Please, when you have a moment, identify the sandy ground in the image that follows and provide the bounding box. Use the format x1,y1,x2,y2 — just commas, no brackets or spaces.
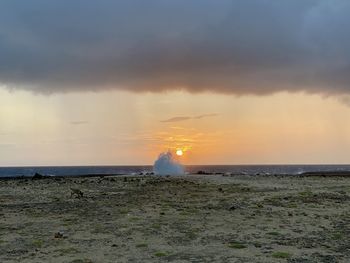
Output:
0,174,349,263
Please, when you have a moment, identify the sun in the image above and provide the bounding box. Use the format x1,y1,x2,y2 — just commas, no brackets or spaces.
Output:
176,149,183,156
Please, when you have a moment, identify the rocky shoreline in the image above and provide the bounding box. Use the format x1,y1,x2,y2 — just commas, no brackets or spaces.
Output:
1,174,349,262
2,169,350,181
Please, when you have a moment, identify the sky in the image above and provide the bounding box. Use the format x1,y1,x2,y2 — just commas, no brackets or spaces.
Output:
1,0,350,165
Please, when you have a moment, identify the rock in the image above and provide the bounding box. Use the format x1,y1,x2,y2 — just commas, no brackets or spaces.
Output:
197,170,211,175
70,188,84,198
54,232,64,238
32,173,45,180
229,205,237,210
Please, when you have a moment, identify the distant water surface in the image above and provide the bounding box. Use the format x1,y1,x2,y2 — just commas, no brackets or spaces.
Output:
1,165,350,178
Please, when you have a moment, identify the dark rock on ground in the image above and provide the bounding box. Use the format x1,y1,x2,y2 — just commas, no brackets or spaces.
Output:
32,173,47,180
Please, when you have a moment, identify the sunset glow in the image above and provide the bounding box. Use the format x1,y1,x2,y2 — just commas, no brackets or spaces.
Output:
1,88,350,166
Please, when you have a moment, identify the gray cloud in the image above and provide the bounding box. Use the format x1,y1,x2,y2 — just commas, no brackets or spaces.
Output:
0,143,16,148
161,117,192,123
337,96,350,107
70,121,89,125
161,114,218,123
1,1,350,95
193,114,219,119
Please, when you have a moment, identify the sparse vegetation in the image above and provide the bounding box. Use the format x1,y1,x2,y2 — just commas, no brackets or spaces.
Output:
69,259,93,263
55,247,80,255
136,243,148,248
228,242,247,249
32,239,43,248
272,252,291,259
154,251,167,257
332,232,343,240
267,231,281,236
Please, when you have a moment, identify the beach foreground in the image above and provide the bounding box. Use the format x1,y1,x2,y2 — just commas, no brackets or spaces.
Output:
0,174,349,262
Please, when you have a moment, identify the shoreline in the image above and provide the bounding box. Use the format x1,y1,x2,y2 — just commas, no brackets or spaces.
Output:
1,170,350,181
1,174,349,262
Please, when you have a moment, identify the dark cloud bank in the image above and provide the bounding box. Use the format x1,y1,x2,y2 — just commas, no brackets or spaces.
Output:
1,0,350,95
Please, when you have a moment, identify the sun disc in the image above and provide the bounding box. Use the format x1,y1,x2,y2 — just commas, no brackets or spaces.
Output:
176,149,183,156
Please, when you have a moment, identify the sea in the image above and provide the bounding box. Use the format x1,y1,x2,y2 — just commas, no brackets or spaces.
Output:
1,165,350,178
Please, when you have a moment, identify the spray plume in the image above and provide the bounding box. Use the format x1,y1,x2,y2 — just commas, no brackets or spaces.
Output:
153,151,184,175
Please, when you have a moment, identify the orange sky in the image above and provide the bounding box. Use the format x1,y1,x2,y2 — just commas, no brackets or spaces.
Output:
1,87,350,166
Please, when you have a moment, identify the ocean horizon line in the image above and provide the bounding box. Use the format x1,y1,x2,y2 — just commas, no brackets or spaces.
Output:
1,163,350,168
